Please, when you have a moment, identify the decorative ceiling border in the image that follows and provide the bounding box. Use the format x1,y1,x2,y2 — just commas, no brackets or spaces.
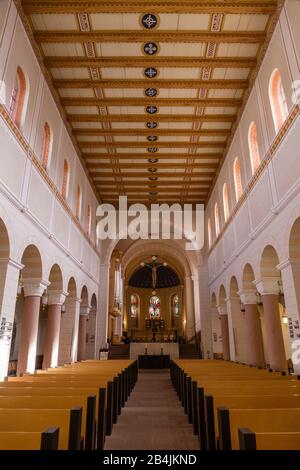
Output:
205,0,285,206
13,0,101,203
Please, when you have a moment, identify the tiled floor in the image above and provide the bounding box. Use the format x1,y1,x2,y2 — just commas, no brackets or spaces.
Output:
105,369,200,450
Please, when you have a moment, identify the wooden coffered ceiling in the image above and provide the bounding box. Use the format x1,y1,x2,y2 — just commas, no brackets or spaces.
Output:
18,0,282,206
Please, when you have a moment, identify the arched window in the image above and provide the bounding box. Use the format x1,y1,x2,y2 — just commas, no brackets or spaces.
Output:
87,205,92,235
208,218,212,248
149,295,160,318
214,203,220,237
222,183,230,222
41,122,52,170
171,294,180,328
248,122,260,174
130,294,139,317
130,294,139,328
9,66,28,128
269,68,288,133
76,185,82,219
233,157,243,202
61,159,69,199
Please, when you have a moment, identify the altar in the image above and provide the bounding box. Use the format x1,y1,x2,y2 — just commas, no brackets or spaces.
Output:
129,342,179,360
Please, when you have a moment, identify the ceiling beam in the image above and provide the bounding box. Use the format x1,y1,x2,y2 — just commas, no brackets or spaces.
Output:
98,188,209,193
54,78,248,89
75,129,231,136
87,162,218,169
35,30,265,44
68,114,237,123
22,0,278,15
82,153,222,160
90,171,216,177
62,98,241,109
95,181,211,186
79,141,226,148
46,56,256,69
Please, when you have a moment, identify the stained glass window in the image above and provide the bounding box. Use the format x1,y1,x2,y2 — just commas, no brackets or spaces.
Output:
149,295,160,318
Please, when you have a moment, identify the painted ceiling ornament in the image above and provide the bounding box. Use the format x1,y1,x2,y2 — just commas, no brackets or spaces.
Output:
144,42,159,56
147,147,158,153
146,105,158,114
145,87,158,98
147,135,158,142
146,121,158,129
144,67,158,79
141,13,158,29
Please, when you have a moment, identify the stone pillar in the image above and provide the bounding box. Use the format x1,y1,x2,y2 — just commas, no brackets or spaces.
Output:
225,296,239,361
77,306,90,361
86,306,97,359
17,280,49,375
239,290,265,367
95,263,110,355
277,259,300,374
0,258,23,381
217,304,230,360
184,275,195,340
196,262,213,359
69,296,81,363
42,292,67,369
255,278,287,372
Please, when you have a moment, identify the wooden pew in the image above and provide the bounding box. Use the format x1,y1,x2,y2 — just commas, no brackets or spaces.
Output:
205,394,300,450
218,408,300,450
0,386,106,450
0,408,82,450
0,395,96,450
238,427,300,450
0,427,59,450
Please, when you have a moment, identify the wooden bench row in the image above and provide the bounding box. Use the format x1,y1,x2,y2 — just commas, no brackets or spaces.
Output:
170,359,300,450
0,359,138,450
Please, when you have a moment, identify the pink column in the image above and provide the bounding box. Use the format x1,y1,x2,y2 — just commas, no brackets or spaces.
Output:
244,303,265,367
220,314,230,360
43,293,66,369
261,294,287,372
77,306,90,361
17,282,48,375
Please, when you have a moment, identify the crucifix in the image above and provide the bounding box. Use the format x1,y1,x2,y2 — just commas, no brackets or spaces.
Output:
140,255,167,290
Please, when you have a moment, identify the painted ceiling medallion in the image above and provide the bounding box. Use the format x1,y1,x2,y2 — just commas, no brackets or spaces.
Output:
147,135,158,142
144,67,158,79
146,105,158,114
146,121,158,129
148,167,158,173
144,42,159,56
148,158,159,163
147,147,158,153
148,176,158,181
145,88,158,98
141,13,158,30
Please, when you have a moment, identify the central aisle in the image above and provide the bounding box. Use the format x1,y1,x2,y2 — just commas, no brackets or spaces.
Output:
105,370,199,450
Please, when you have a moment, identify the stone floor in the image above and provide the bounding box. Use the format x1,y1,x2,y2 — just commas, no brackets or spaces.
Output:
105,369,200,450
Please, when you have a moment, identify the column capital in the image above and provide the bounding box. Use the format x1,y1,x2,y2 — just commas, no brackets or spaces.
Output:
237,289,258,305
0,257,24,271
47,291,68,306
67,296,82,304
216,304,227,316
225,295,240,303
254,277,279,296
23,279,50,298
80,305,91,316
